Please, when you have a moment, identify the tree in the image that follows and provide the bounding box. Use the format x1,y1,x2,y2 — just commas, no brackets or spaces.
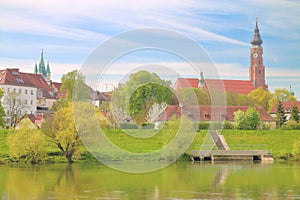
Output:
248,87,272,111
41,103,80,163
128,83,172,124
111,70,172,125
269,88,297,112
234,108,261,130
226,91,251,106
177,88,210,105
4,91,28,127
61,70,89,101
7,118,47,163
0,88,6,127
276,101,287,127
290,104,299,123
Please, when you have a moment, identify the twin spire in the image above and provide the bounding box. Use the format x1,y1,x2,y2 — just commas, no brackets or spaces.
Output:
34,49,51,82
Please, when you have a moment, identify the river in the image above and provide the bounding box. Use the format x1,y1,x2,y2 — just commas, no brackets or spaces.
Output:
0,161,299,199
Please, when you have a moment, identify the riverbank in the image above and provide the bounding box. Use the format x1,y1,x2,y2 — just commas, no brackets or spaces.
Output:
1,129,300,163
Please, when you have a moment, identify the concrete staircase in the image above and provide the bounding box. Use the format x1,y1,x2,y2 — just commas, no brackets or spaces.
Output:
209,130,230,150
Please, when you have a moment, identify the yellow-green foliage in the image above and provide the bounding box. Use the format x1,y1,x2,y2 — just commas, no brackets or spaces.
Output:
7,118,47,163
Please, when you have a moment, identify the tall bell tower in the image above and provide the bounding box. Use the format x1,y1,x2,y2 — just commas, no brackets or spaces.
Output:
249,19,268,90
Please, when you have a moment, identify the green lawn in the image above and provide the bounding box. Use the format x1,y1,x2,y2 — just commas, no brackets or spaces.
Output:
0,130,9,161
1,128,300,162
188,130,300,159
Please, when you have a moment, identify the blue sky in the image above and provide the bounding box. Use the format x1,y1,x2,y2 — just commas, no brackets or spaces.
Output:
0,0,299,99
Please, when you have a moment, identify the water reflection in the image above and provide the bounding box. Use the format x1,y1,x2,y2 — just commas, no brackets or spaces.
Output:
0,162,299,199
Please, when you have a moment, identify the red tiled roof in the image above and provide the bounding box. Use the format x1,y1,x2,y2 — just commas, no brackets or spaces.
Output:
174,78,255,95
269,101,300,114
158,105,274,122
0,68,58,99
101,92,112,101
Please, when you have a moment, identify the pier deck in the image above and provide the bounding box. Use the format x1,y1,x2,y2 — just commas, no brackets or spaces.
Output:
190,150,274,162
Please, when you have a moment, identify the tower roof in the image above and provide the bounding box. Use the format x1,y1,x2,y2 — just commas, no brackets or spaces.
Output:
250,19,263,46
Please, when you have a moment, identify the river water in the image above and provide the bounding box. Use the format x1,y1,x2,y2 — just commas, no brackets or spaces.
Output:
0,162,299,199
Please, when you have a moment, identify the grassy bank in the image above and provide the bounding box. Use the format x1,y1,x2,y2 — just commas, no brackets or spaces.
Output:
1,129,300,162
189,130,300,160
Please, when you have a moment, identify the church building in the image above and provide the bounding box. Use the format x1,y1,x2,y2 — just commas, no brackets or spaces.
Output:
174,20,268,95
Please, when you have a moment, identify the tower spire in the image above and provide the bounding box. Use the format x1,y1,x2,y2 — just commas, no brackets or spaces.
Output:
250,18,263,46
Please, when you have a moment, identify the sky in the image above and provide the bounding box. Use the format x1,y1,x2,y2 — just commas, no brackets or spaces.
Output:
0,0,299,99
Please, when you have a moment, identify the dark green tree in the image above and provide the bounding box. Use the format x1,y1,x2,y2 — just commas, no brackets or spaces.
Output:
291,104,299,123
276,101,287,127
129,83,172,125
111,70,172,125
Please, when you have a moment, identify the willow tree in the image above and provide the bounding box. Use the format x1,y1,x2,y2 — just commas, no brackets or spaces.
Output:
41,103,80,163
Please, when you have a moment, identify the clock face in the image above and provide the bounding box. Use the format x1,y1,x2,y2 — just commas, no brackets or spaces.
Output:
253,53,258,58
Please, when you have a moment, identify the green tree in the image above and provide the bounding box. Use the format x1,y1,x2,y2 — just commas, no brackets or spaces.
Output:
234,108,261,130
128,83,172,125
269,88,297,112
248,87,272,111
41,103,80,163
111,70,172,124
226,91,251,106
7,118,47,163
61,70,89,101
276,101,287,128
245,108,261,130
290,104,299,123
0,88,6,127
177,88,210,105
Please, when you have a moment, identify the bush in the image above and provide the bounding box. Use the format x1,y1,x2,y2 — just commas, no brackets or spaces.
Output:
223,121,234,130
282,121,300,130
198,122,210,130
119,123,138,129
7,119,47,163
141,123,154,129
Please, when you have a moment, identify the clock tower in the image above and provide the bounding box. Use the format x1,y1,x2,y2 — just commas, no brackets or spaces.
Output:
249,20,268,90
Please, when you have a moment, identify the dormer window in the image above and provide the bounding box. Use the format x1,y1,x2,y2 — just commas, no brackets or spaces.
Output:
12,71,19,75
16,78,24,83
2,71,5,74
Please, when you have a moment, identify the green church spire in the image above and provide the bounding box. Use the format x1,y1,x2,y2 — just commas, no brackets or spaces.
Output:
34,62,38,74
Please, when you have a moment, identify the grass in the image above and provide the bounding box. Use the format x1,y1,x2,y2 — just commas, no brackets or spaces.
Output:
1,128,300,162
0,129,9,162
188,130,300,159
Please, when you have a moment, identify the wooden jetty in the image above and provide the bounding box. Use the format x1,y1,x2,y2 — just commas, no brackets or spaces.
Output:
190,130,274,162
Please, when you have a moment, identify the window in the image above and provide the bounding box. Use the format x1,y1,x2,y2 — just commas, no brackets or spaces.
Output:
204,113,210,118
25,89,28,94
13,88,16,93
7,110,9,115
31,90,33,95
19,89,21,94
24,100,27,105
7,88,10,93
30,100,33,105
18,99,21,105
258,70,261,74
12,71,19,75
258,60,261,64
16,78,24,83
25,110,27,114
31,111,33,114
